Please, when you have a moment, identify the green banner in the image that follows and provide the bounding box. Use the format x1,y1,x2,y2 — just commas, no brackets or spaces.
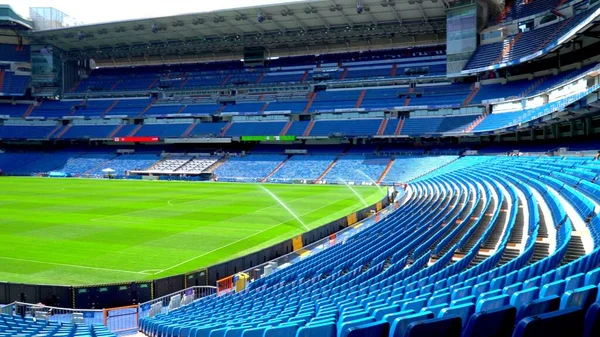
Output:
241,135,296,141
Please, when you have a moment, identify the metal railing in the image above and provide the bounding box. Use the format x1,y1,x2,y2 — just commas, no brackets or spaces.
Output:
2,302,104,326
138,286,217,320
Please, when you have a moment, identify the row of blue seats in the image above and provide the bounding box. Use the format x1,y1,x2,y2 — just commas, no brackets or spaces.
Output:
140,154,600,337
0,314,115,337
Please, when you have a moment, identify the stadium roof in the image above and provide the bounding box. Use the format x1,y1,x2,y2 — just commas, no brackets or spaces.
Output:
24,0,450,64
0,4,33,30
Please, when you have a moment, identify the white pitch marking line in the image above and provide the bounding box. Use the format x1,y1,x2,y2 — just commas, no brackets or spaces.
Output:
0,256,148,275
153,193,364,275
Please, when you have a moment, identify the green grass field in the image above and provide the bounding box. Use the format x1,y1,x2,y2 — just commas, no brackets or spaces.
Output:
0,177,383,285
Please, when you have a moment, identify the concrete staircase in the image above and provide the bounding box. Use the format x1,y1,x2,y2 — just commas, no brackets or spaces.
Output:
220,122,232,137
129,124,142,137
147,78,159,90
404,87,414,106
462,85,481,106
303,92,317,113
221,74,231,86
521,78,545,97
262,156,290,182
377,158,395,184
181,122,197,138
301,70,309,83
46,124,63,139
108,125,124,138
280,121,293,136
303,120,315,137
377,119,388,136
340,67,348,80
355,90,366,109
315,157,339,183
101,100,119,117
395,117,405,136
493,32,523,65
463,113,488,133
204,157,228,173
110,80,122,91
136,98,157,118
23,104,35,118
54,125,72,139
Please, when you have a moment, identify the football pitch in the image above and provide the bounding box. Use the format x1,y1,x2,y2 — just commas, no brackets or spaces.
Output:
0,177,384,285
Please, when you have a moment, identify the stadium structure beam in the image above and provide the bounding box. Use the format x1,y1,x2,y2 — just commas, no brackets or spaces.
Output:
329,1,355,27
237,11,267,34
282,6,308,32
306,4,331,29
416,3,429,23
222,19,245,36
266,16,288,33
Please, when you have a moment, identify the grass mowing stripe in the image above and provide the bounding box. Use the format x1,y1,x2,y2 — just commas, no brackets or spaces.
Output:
152,190,359,276
0,177,384,284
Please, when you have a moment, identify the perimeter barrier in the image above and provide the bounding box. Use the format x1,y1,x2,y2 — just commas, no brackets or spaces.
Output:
0,192,392,309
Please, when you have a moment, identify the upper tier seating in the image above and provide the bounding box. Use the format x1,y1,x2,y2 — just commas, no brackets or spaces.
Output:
323,155,390,184
0,44,30,62
309,119,382,137
226,122,287,137
396,115,479,136
466,4,600,71
0,125,56,139
73,45,446,93
214,155,287,182
0,70,29,96
61,124,117,139
135,123,191,138
0,314,115,337
0,103,29,117
140,154,600,337
269,155,336,182
495,0,564,24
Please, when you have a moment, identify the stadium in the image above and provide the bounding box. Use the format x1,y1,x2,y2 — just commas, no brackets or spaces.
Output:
0,0,600,335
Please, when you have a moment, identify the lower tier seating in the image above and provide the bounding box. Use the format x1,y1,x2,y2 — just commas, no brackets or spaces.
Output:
140,154,600,337
0,314,115,337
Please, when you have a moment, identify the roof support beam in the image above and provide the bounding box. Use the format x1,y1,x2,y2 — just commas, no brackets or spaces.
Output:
416,3,429,23
237,11,266,34
283,6,308,31
329,1,354,27
306,4,331,29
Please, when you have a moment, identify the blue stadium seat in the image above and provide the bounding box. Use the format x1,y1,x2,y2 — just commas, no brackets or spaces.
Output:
461,305,516,337
512,307,585,337
405,316,462,337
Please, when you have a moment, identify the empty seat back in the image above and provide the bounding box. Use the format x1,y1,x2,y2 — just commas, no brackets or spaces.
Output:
560,285,598,312
584,301,600,337
515,295,560,322
512,307,585,337
405,316,462,337
461,305,516,337
346,321,389,337
390,312,434,337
